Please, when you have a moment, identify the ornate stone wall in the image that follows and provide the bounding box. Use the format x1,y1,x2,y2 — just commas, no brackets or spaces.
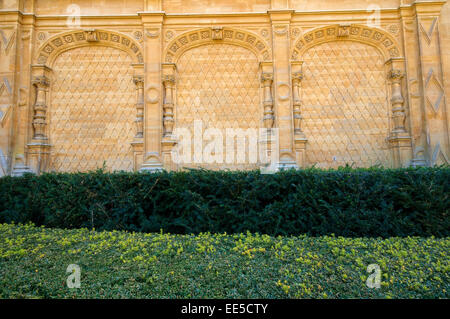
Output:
0,0,448,174
49,46,135,172
301,40,391,168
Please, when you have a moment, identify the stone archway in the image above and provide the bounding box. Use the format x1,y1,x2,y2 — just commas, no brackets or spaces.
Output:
291,24,412,168
49,45,136,172
160,28,274,170
28,30,145,173
300,40,391,168
174,43,262,170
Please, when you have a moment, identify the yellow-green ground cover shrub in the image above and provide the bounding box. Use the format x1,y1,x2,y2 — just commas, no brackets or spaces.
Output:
0,223,448,298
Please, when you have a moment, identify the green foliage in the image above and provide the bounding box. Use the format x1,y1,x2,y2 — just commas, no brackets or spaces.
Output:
0,223,448,298
0,167,448,237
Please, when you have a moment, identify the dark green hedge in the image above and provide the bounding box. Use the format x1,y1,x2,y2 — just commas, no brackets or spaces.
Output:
0,167,448,237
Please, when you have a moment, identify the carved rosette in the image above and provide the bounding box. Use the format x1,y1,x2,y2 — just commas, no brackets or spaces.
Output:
388,69,406,133
32,76,50,140
133,75,145,138
261,72,274,129
292,71,304,135
162,74,176,137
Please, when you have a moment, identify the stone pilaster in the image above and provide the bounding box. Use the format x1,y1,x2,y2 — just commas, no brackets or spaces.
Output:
268,9,297,169
139,12,165,172
411,1,449,166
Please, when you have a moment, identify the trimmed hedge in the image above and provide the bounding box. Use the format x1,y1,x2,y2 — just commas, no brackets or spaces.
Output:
0,167,449,237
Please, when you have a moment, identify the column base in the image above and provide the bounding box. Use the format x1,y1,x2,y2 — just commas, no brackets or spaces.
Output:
139,152,164,172
294,134,308,167
276,160,299,170
26,142,51,174
388,132,413,168
12,164,34,177
131,140,144,172
411,158,428,167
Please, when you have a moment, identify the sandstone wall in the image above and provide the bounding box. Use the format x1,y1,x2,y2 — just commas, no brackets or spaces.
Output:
0,0,448,174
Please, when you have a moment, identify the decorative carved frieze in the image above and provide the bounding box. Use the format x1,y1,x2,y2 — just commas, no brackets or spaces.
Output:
292,24,401,61
35,30,144,65
85,29,99,42
164,27,271,63
338,24,351,37
212,27,224,40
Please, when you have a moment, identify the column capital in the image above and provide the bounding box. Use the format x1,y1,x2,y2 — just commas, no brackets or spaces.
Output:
133,75,145,87
388,69,405,82
32,76,50,88
261,72,274,84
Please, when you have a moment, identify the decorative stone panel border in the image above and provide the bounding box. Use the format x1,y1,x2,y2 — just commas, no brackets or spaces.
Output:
164,27,272,63
291,24,402,61
34,30,144,66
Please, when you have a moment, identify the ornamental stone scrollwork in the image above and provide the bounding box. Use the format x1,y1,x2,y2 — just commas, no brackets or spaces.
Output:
212,27,224,40
31,75,50,140
34,30,144,66
164,27,271,63
261,72,274,129
133,75,145,139
85,29,99,42
292,24,401,61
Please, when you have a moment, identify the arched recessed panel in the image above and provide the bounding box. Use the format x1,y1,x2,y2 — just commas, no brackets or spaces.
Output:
49,46,135,172
175,43,261,170
301,41,391,168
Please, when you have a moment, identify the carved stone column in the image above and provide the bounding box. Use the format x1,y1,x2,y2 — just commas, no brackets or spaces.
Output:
27,65,52,174
291,61,308,167
31,76,49,140
133,75,145,139
389,69,407,134
386,58,413,168
261,72,274,129
131,64,145,171
161,63,177,170
162,74,175,138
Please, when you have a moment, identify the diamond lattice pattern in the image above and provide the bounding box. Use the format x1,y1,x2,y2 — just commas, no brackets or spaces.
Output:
301,41,391,168
50,46,135,172
176,44,261,170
